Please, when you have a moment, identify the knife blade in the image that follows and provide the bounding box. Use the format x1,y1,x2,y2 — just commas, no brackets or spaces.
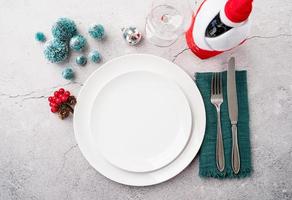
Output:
227,57,240,174
227,57,238,124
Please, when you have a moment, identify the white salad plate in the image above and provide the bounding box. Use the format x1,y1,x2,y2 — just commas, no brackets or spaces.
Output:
74,54,206,186
90,71,193,173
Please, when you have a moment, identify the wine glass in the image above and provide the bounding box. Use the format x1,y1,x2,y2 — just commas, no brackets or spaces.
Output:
145,0,193,47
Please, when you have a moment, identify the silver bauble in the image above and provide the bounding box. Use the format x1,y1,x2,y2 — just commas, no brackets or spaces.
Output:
122,27,142,46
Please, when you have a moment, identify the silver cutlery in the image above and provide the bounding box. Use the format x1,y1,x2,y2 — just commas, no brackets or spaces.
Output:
227,57,240,174
211,72,225,172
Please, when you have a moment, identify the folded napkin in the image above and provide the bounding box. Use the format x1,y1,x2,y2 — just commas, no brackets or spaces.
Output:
195,71,252,178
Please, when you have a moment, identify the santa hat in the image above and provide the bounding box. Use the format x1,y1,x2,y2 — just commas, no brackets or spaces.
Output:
220,0,253,27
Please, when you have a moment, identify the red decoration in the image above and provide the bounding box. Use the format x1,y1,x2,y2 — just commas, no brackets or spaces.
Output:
48,88,77,119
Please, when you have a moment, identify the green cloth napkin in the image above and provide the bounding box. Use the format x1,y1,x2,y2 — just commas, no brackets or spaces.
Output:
195,71,252,178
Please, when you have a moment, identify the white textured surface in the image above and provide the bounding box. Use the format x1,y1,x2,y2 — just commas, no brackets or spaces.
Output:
0,0,292,199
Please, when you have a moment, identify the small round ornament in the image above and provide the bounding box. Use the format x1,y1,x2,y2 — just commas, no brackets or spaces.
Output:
122,27,142,46
44,39,68,63
35,32,46,42
89,50,102,63
76,55,87,66
69,34,87,51
88,24,105,40
52,18,77,41
62,67,74,80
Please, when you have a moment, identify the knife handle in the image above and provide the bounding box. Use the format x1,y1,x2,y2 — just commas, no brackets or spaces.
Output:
216,110,225,172
231,124,240,174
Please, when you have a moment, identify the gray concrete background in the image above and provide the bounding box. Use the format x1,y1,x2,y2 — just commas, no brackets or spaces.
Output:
0,0,292,199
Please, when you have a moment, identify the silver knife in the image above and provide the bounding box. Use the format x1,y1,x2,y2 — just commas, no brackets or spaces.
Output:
227,57,240,174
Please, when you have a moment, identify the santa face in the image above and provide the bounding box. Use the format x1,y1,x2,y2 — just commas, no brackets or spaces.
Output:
205,13,232,38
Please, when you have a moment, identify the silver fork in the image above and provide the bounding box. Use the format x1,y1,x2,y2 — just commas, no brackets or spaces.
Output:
211,72,225,172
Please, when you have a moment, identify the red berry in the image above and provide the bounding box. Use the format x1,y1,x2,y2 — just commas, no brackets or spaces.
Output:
49,102,58,108
59,88,65,94
58,93,63,98
52,96,57,102
54,91,59,97
51,107,59,113
55,98,62,105
48,96,54,102
61,95,68,102
64,91,70,96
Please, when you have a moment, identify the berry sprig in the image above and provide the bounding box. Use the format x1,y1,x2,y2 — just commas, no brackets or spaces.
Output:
48,88,77,119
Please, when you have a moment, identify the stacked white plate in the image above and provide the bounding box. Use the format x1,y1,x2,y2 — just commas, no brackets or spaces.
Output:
74,54,205,186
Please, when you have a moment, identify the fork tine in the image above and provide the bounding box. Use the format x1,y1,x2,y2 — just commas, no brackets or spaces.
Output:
215,72,219,94
217,72,220,95
213,73,216,95
211,73,214,95
217,72,220,94
219,72,222,94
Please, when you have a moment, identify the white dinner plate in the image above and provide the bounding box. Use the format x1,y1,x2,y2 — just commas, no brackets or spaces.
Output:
74,54,206,186
90,71,192,173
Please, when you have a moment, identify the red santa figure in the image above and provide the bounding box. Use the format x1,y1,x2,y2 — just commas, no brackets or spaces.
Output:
186,0,253,59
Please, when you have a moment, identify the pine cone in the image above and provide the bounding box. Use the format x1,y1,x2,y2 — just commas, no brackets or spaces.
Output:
67,96,77,105
59,108,70,119
66,104,74,113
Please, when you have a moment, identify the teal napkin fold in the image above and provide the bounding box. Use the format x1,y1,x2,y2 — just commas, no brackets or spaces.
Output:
195,71,252,178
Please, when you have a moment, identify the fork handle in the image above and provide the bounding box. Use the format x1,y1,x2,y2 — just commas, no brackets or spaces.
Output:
216,109,225,172
231,124,240,174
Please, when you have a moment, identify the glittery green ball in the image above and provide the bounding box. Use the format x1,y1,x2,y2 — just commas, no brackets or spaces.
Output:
35,32,46,42
62,67,74,80
52,18,77,41
76,55,87,66
88,24,105,40
89,50,102,63
43,39,68,63
70,34,87,51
